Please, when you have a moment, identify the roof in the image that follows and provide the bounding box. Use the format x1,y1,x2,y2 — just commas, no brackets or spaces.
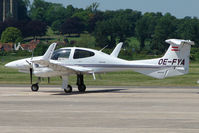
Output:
0,40,40,52
0,43,13,51
21,40,40,50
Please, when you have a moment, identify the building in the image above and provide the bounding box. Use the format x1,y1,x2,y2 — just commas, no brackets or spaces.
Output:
0,0,18,22
0,40,40,52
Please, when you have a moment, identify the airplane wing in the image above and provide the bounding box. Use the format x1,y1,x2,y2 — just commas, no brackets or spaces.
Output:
32,59,93,74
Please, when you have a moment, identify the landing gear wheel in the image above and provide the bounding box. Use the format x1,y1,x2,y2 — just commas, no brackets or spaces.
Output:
31,84,39,92
64,85,72,93
78,84,86,92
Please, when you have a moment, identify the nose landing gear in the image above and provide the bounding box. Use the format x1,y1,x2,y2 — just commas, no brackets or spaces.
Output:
31,77,41,92
31,83,39,91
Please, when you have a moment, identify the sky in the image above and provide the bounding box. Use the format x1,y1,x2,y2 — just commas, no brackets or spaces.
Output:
30,0,199,18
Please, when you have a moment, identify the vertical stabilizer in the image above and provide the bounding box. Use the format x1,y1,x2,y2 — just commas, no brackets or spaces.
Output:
162,39,194,73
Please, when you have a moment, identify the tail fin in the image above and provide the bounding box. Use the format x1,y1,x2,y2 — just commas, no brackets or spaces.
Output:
133,39,194,79
163,39,194,59
162,39,194,73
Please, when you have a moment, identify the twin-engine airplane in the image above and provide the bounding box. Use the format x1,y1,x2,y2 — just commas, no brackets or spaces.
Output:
5,39,194,93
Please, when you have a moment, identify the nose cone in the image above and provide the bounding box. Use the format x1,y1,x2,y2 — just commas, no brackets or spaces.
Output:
5,59,31,70
5,61,18,69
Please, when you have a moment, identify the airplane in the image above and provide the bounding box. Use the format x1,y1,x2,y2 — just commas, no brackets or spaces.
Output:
5,39,194,93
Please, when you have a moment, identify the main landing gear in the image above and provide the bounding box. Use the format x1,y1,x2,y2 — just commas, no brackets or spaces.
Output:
62,74,86,94
77,74,86,92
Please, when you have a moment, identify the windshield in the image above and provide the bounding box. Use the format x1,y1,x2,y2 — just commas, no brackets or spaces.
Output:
51,49,71,60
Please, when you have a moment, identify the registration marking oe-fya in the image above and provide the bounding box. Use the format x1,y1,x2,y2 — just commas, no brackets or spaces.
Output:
158,59,185,66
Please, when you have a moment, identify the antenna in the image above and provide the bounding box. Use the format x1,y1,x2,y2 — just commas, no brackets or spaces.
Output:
100,45,108,52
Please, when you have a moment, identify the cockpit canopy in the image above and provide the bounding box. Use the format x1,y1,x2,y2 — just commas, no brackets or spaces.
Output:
51,48,95,60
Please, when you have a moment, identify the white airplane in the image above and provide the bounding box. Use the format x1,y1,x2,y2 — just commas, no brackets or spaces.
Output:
5,39,194,93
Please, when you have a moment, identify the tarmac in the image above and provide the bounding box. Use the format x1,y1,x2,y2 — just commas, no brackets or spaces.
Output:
0,86,199,133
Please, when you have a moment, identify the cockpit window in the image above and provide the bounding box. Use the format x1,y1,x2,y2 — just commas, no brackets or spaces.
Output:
73,49,95,59
51,49,71,60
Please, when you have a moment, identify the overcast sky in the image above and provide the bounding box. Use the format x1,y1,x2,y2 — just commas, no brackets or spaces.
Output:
30,0,199,18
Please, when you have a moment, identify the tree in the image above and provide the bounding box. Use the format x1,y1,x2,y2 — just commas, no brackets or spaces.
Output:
23,20,47,37
103,9,141,36
51,20,62,32
152,13,177,53
0,22,6,37
17,0,30,20
23,0,30,8
72,3,101,32
94,20,112,48
1,27,22,43
87,11,104,33
60,17,85,36
30,0,50,21
177,17,193,39
45,3,67,26
87,2,100,13
135,12,162,50
65,5,76,18
1,18,29,38
177,17,199,47
135,17,148,50
72,10,91,30
94,15,135,48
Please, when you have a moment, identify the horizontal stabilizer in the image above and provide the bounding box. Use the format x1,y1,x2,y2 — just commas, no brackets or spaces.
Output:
165,39,194,46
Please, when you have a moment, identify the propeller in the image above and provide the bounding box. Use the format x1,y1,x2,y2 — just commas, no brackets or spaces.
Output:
30,68,33,84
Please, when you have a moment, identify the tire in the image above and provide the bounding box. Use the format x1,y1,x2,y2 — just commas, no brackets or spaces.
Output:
31,84,39,92
78,84,86,92
64,85,72,93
